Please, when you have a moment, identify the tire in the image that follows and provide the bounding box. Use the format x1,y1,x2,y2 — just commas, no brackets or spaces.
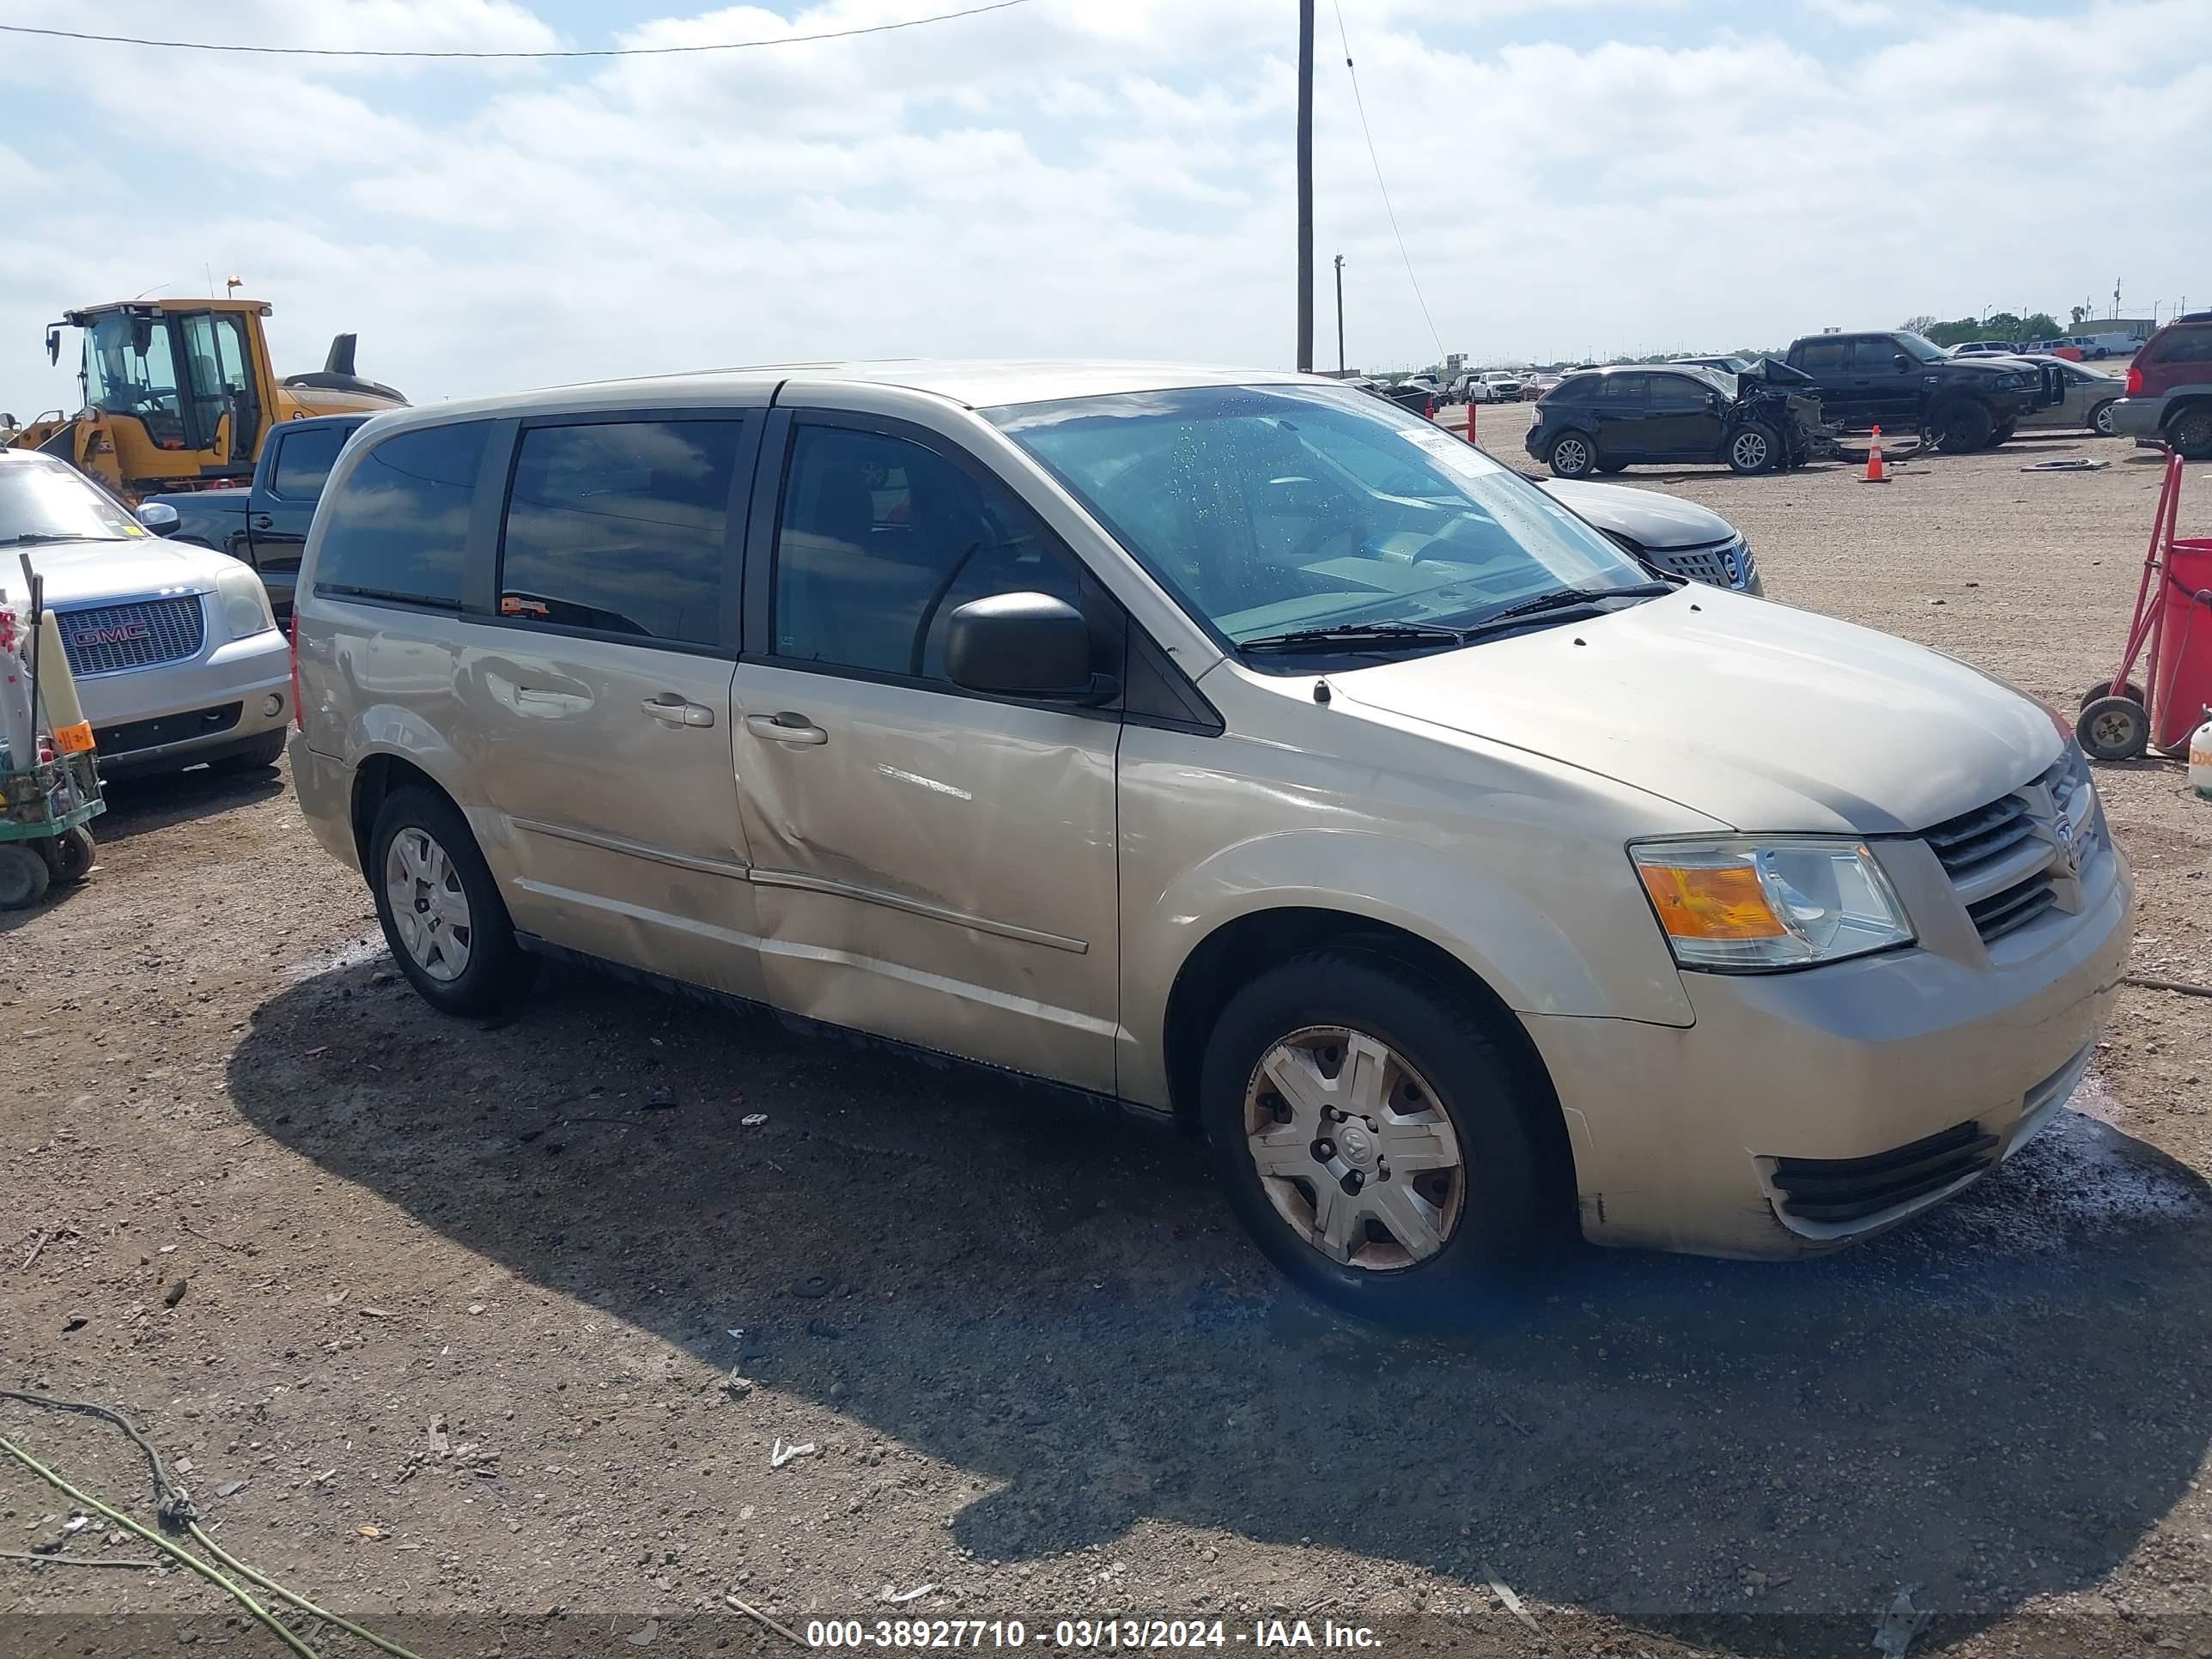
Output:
2091,347,2110,361
1199,950,1561,1328
2089,401,2118,437
2077,678,2146,710
368,787,532,1017
2077,696,2149,763
1547,430,1595,478
46,826,95,885
1990,422,2017,445
0,843,52,909
1929,398,1995,453
1595,459,1628,475
209,731,287,774
1726,423,1779,475
2167,404,2212,462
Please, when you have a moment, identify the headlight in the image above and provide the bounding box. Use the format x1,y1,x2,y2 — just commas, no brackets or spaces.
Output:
214,562,275,640
1631,838,1913,971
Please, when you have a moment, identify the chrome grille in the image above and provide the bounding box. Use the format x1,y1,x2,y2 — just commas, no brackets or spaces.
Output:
1923,748,2094,947
1648,538,1751,591
55,594,205,675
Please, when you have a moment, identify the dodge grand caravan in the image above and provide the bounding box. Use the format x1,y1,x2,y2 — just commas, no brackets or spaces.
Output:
288,363,2131,1323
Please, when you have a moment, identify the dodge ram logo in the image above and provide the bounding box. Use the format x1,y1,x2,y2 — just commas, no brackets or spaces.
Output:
73,623,151,647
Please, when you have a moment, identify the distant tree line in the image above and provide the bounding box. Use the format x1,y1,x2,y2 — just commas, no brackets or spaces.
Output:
1899,311,2065,347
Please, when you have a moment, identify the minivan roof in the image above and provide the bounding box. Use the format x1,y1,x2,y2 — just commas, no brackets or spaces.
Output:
355,361,1318,433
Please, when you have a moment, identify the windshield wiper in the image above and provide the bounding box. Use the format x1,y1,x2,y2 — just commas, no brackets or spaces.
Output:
1462,580,1677,635
1238,619,1468,654
3,532,96,547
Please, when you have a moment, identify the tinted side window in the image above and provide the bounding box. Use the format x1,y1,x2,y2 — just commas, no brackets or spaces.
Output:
314,421,489,608
1547,375,1597,402
498,419,743,645
1795,340,1847,374
1647,374,1708,411
1599,375,1647,403
270,427,346,501
2147,328,2212,366
1848,339,1903,370
773,425,1079,681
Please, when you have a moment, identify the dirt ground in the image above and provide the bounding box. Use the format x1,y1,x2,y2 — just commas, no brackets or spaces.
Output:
4,410,2209,1659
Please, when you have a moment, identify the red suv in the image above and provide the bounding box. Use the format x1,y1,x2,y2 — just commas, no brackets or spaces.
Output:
2112,313,2212,458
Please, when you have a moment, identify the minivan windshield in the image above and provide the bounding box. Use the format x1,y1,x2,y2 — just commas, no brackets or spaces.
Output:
0,456,146,545
988,384,1655,650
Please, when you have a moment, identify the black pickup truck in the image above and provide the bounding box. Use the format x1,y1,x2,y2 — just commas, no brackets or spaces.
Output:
142,413,369,616
1781,331,2058,453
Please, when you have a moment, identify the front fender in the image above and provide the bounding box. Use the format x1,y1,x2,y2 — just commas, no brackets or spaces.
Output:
1117,826,1694,1109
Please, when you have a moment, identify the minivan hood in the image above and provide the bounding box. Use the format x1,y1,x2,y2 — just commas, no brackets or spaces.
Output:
1540,480,1735,550
1328,589,2058,834
21,537,220,608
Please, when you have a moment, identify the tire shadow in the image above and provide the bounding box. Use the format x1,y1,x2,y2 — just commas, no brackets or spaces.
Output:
227,956,2212,1658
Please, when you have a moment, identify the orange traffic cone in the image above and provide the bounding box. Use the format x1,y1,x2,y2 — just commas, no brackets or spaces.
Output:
1863,424,1887,483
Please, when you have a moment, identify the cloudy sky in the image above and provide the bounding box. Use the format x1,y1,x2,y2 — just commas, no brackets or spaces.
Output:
1,0,2204,412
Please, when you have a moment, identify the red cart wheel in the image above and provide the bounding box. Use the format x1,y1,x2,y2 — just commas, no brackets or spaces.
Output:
2077,695,2150,762
2077,679,2146,709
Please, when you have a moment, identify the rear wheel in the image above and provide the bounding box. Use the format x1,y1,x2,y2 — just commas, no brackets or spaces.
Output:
2089,401,2118,437
1726,423,1779,475
2168,404,2212,461
1547,431,1595,478
2077,678,2146,710
1930,398,1995,453
1200,951,1561,1328
369,787,532,1016
2077,696,2149,763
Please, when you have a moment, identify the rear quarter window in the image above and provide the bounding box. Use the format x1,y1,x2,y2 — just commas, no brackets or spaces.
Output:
313,421,490,609
2145,328,2212,366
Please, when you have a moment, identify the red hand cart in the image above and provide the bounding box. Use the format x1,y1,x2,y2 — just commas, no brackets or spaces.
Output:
2077,451,2212,761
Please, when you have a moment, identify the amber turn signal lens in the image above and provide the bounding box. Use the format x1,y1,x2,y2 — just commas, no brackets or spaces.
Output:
1637,861,1786,939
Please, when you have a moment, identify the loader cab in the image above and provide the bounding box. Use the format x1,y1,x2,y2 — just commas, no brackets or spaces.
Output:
71,302,265,474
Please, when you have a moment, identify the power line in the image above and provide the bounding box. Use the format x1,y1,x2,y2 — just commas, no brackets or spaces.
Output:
0,0,1035,60
1329,0,1445,366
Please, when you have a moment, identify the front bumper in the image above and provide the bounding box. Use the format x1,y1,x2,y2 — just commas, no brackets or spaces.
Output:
75,627,291,773
2110,396,2170,441
1527,833,2133,1258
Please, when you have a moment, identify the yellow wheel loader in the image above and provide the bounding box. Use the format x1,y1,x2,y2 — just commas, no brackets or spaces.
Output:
1,297,405,501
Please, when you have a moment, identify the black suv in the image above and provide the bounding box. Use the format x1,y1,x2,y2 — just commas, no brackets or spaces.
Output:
1524,364,1816,478
1781,331,2051,452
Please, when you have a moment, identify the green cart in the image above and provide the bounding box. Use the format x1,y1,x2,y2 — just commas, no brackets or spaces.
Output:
0,747,103,908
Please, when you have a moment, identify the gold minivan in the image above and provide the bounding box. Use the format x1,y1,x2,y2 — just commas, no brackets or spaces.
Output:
289,363,2131,1323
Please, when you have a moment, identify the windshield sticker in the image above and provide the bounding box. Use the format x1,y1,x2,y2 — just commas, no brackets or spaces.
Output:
1403,426,1500,477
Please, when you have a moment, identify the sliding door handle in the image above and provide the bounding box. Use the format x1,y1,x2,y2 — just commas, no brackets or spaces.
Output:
744,712,828,745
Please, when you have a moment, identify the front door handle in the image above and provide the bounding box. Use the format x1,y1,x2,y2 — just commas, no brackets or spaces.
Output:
252,514,274,530
745,711,828,745
642,696,716,728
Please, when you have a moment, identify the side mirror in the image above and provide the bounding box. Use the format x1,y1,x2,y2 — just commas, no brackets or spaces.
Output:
1894,354,1915,373
137,501,181,537
44,327,60,366
1706,391,1721,410
945,592,1114,703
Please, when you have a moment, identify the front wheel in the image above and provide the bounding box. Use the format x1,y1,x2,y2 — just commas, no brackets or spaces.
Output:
1990,422,2017,445
1200,951,1561,1327
1726,423,1779,475
1547,431,1596,478
1930,398,1995,454
370,787,532,1016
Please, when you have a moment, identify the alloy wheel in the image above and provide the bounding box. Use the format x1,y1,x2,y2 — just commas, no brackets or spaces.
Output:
1243,1025,1466,1271
1731,430,1770,470
384,826,474,982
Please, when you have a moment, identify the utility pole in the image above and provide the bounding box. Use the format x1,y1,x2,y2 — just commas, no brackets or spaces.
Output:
1334,253,1346,373
1296,0,1315,373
